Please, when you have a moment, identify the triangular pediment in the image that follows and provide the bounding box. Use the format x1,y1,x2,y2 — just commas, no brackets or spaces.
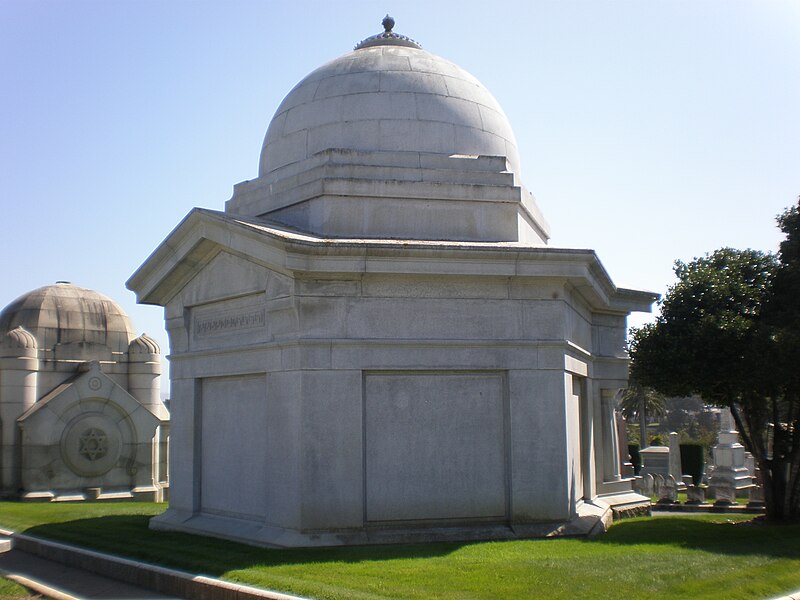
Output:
174,250,285,309
127,209,302,307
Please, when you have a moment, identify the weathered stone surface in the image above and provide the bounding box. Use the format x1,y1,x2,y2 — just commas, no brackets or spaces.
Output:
686,485,706,504
713,483,736,505
657,475,678,504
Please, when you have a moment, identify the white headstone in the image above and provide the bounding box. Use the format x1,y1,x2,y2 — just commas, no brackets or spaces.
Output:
668,432,682,480
686,485,705,504
658,475,678,503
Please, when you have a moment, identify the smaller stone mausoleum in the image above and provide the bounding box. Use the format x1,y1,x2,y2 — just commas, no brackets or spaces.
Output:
0,282,169,501
129,17,655,547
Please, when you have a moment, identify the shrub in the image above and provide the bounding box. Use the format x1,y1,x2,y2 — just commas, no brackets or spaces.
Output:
680,443,705,485
628,444,642,475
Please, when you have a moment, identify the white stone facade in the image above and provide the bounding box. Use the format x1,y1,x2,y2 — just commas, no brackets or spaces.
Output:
0,283,169,501
128,19,654,546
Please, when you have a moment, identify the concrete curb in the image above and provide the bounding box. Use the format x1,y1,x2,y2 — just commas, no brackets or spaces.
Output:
0,529,308,600
0,570,80,600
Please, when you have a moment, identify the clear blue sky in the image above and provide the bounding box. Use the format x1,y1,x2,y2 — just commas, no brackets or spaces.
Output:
2,1,798,388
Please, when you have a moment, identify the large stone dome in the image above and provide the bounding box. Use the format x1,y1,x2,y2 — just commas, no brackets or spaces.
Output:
0,282,136,354
259,37,522,179
226,17,550,245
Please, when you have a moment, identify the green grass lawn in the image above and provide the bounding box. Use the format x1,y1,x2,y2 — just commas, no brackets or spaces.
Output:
0,576,36,599
0,502,798,599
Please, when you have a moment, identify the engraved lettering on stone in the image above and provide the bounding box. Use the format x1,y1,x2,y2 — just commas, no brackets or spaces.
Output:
78,428,108,461
194,308,265,337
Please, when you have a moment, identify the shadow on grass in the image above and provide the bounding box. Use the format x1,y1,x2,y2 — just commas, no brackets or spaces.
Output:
21,514,800,578
22,516,468,577
596,517,800,559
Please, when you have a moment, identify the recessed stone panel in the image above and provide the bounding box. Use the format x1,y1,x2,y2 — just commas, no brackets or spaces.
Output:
200,374,267,520
190,294,267,351
365,371,507,522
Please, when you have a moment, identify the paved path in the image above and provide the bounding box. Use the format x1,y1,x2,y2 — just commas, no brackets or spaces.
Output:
0,532,305,600
0,547,181,599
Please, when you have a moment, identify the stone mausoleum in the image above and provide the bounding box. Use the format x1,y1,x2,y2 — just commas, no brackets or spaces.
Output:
129,17,655,546
0,282,169,501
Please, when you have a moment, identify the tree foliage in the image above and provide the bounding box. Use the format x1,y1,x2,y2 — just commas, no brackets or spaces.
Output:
630,199,800,521
619,381,666,446
763,202,800,400
631,248,777,401
620,383,666,421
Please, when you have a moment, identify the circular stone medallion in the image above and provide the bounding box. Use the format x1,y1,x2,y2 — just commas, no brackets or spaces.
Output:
88,377,102,391
60,413,122,477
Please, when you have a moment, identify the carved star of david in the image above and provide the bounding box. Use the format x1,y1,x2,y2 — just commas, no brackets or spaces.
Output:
78,428,108,461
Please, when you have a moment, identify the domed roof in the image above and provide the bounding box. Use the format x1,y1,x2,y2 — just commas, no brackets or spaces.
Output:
0,282,136,354
129,333,160,355
259,19,521,180
3,326,37,350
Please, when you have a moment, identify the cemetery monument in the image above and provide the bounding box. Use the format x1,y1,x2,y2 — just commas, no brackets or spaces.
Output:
129,17,656,546
0,282,169,501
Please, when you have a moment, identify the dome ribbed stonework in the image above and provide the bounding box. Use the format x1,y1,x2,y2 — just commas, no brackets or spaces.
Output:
0,283,136,354
259,41,521,180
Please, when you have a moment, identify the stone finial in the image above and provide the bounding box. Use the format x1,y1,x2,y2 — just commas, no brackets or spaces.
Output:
354,15,422,50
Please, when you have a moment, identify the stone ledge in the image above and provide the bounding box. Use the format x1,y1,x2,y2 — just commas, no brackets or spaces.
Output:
650,503,764,514
228,149,521,219
150,504,616,548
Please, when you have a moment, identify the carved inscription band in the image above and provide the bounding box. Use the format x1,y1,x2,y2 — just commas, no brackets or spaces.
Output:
194,308,265,337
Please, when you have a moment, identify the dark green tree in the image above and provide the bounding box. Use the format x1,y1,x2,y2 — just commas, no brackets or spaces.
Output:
760,200,800,519
630,201,800,521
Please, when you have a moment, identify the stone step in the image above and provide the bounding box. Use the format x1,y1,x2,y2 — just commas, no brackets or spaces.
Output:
0,537,12,553
599,478,637,496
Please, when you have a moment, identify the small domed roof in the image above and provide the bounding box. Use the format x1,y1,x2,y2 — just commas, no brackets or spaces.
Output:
3,325,37,350
259,18,521,180
129,333,160,355
0,283,136,354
